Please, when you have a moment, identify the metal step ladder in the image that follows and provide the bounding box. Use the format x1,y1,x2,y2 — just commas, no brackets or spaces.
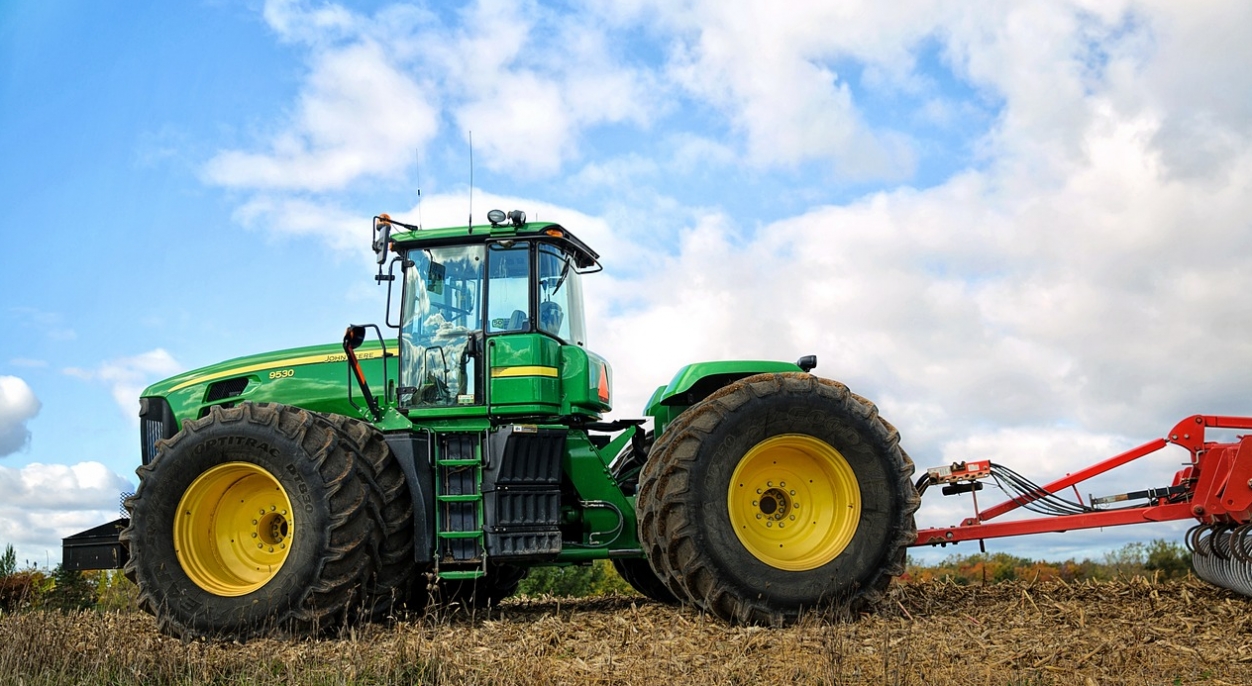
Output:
434,433,486,580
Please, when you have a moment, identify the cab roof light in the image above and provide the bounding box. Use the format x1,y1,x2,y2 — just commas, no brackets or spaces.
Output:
487,209,527,227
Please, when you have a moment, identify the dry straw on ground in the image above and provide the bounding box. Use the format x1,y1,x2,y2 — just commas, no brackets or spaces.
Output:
2,577,1249,685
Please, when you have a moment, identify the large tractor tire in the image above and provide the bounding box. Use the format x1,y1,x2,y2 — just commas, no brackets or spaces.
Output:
320,413,417,619
608,430,679,604
448,563,529,609
611,557,678,604
121,403,386,639
637,373,919,625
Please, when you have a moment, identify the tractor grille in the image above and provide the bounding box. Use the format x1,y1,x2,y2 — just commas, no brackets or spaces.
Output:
205,377,249,402
138,397,177,466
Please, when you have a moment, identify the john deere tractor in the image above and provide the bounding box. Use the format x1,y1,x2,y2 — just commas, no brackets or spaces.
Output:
82,210,918,638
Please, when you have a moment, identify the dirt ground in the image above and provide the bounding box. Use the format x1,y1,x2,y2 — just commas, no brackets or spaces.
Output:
2,577,1250,685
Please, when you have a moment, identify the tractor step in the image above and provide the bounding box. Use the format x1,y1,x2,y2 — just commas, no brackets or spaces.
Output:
437,569,487,580
435,432,486,563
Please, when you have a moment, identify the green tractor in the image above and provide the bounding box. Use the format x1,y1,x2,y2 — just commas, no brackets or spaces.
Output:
90,210,918,638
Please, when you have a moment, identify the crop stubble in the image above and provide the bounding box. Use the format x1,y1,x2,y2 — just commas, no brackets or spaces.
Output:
2,577,1250,685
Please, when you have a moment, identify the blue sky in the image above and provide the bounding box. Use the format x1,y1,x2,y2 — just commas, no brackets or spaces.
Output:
2,0,1251,568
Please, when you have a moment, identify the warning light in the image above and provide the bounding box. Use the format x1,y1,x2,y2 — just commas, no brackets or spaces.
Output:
597,363,611,404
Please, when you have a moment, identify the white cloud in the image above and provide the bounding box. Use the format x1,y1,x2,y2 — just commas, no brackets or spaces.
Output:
63,350,182,424
439,1,657,177
233,194,367,254
0,377,41,457
203,38,439,192
662,2,923,178
207,0,657,192
0,461,132,567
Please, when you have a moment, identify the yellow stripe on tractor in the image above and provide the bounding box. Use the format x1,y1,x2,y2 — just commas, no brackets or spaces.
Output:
490,366,559,378
169,350,386,392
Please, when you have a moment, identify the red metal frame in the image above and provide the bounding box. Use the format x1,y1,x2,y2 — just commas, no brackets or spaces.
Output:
912,415,1252,547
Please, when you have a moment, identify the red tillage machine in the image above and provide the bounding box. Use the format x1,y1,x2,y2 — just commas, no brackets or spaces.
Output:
912,415,1252,594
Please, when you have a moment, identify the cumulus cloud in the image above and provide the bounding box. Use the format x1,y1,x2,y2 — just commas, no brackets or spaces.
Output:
0,377,41,457
203,38,439,192
657,0,934,178
205,0,656,191
0,461,132,567
63,349,182,424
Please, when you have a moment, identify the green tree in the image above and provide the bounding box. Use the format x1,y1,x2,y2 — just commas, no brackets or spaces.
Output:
45,564,95,611
1144,539,1191,579
0,544,15,577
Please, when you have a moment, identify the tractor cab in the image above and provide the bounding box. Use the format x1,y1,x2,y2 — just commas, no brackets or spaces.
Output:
382,211,609,418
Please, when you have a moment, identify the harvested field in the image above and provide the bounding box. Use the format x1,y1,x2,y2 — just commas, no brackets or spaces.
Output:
2,577,1250,685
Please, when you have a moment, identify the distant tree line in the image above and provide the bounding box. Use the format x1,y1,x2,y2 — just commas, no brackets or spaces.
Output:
0,539,1196,614
904,539,1192,585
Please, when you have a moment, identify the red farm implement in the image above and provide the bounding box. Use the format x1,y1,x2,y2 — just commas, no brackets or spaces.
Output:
912,415,1252,594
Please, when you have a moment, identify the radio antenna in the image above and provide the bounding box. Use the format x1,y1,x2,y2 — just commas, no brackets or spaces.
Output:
467,131,474,232
415,149,424,230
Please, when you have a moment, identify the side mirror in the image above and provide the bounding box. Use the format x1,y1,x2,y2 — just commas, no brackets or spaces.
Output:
373,215,393,265
345,325,367,350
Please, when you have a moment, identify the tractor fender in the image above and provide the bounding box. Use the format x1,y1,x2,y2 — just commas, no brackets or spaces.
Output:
645,360,806,436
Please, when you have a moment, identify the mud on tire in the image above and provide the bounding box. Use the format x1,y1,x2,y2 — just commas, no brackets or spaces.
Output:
636,373,919,625
121,403,385,639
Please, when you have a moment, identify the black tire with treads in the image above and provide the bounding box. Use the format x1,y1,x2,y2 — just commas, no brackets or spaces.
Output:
611,557,678,604
320,413,417,618
636,373,919,625
121,402,384,639
439,563,528,608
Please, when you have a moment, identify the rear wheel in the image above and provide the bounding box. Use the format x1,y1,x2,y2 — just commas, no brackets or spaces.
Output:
122,403,383,639
637,373,919,625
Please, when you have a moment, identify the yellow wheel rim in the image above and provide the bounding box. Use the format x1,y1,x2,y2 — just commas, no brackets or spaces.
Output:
728,434,861,571
174,462,294,596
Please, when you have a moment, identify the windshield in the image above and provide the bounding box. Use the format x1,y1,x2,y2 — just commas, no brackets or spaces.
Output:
397,239,588,410
399,244,484,408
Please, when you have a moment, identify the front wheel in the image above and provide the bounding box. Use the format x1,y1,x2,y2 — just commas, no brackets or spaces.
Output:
637,373,919,625
122,403,382,639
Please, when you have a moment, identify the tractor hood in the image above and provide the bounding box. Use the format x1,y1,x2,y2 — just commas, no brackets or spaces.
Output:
141,339,395,431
